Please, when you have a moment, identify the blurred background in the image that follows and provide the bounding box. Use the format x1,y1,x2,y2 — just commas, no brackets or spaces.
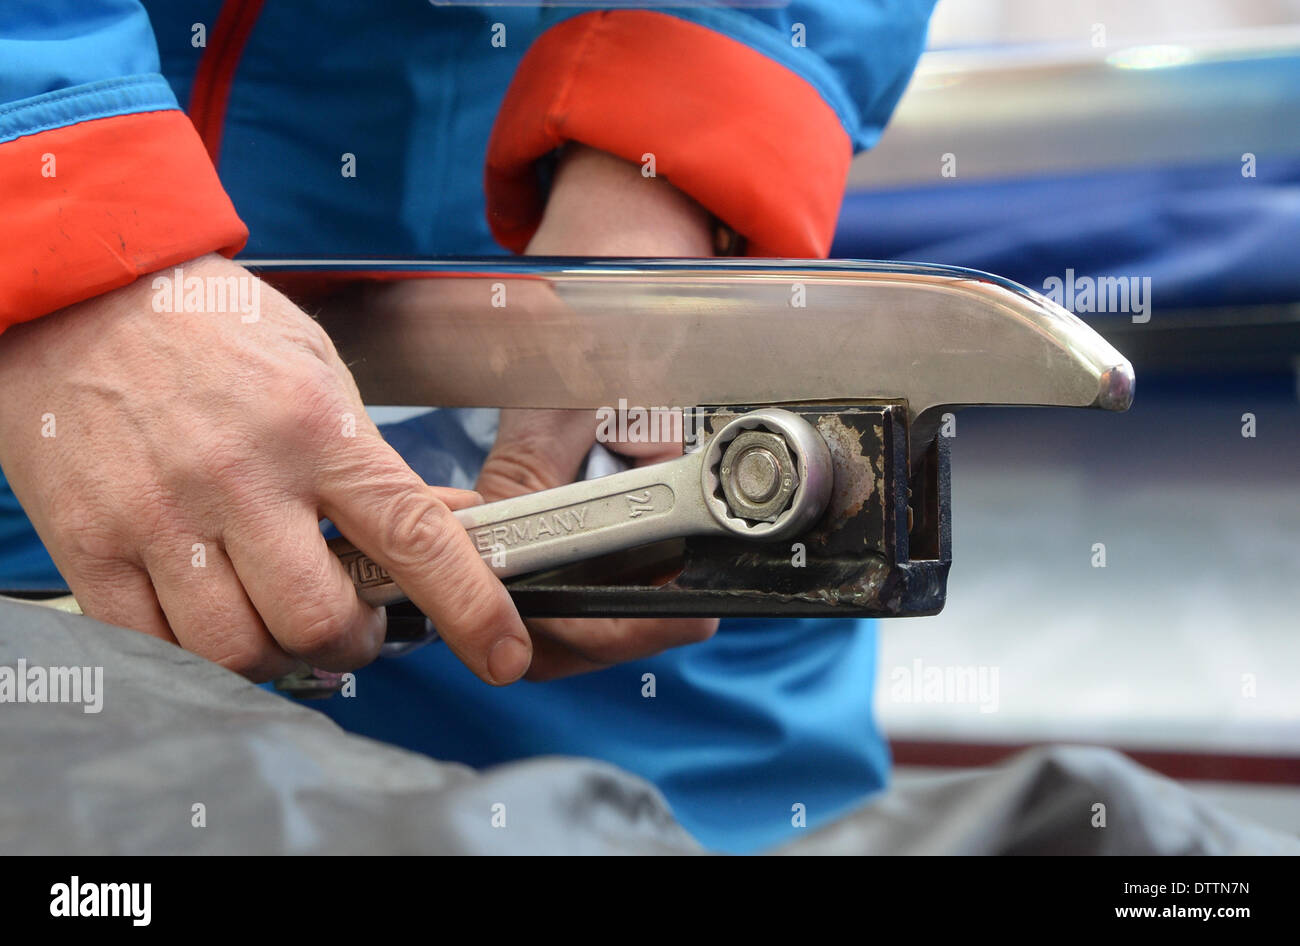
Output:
839,0,1300,827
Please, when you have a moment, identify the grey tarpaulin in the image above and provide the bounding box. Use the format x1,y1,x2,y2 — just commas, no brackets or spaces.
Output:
1,598,1295,855
777,748,1299,856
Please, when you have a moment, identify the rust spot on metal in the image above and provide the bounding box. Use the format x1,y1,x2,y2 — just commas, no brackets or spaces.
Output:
810,414,881,542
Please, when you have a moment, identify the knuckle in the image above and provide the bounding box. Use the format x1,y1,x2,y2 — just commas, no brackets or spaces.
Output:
272,362,349,443
209,636,278,678
51,498,145,571
56,517,123,566
478,444,566,497
160,427,260,497
155,391,334,514
282,596,360,658
129,485,188,541
372,490,514,642
376,490,460,571
281,316,341,366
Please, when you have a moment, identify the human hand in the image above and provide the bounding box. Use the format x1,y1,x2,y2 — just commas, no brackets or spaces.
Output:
0,254,531,684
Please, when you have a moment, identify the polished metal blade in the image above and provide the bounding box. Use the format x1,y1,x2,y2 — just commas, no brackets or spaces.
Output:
251,259,1134,426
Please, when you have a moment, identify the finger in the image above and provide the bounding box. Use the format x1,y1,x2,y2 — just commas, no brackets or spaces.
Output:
319,440,530,685
618,442,685,466
477,409,596,501
142,540,300,681
430,486,483,511
65,558,177,644
529,616,719,669
523,627,608,682
224,507,386,673
601,407,687,462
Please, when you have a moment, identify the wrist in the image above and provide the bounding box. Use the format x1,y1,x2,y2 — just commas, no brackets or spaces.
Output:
525,144,714,257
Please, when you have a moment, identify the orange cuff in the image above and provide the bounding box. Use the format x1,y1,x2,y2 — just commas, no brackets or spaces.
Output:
485,10,852,259
0,109,248,333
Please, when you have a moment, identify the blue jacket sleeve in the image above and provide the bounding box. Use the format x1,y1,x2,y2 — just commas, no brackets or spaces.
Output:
0,0,178,143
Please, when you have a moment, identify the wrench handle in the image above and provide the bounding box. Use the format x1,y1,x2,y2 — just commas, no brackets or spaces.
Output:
328,453,710,606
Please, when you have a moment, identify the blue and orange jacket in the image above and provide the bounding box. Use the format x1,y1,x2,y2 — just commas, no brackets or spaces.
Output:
0,0,933,323
0,0,934,852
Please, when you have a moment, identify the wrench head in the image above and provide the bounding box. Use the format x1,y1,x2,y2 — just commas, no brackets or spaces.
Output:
700,409,833,542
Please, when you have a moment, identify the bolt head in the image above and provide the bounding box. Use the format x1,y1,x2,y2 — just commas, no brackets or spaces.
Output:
718,430,798,522
735,448,780,502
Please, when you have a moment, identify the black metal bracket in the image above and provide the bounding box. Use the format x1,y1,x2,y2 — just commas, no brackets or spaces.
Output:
488,403,951,619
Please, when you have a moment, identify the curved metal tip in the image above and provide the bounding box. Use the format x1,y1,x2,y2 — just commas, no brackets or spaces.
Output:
1095,363,1136,412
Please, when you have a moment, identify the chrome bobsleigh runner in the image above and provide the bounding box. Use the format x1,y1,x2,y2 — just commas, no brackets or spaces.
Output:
261,258,1133,625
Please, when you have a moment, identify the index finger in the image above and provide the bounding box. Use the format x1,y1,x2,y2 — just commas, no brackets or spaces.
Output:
317,439,532,685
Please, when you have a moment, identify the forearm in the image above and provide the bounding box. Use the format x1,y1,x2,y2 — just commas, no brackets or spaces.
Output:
525,144,715,257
